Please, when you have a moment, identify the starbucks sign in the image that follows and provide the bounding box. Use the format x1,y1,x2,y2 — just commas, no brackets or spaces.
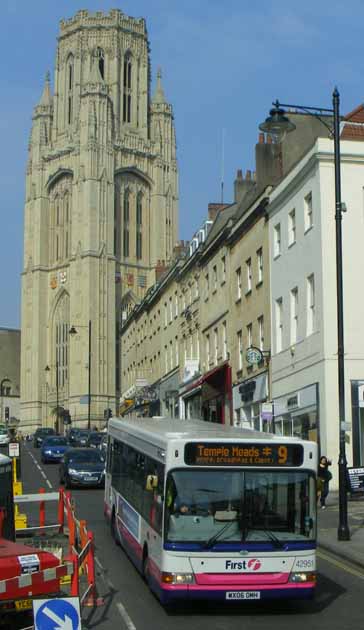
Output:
246,346,263,365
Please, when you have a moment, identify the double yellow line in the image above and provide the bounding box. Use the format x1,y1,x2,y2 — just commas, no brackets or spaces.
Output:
318,549,364,580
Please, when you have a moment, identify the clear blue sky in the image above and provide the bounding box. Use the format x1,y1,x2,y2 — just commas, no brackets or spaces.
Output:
1,0,364,328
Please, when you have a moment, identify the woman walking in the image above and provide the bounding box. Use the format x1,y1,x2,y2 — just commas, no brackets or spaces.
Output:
318,456,332,509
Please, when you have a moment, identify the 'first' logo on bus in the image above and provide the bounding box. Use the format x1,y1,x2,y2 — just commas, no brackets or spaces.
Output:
225,559,262,571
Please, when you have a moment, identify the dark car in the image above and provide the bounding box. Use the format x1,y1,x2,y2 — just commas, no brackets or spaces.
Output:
41,436,69,464
73,429,90,447
33,427,56,448
67,428,80,446
86,432,103,449
59,448,105,489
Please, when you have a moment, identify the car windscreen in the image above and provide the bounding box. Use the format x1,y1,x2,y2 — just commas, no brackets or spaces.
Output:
43,437,68,446
67,451,104,463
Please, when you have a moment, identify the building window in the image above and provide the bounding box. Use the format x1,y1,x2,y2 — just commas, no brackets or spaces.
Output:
169,297,173,323
221,256,226,283
276,297,283,353
274,223,281,258
304,192,313,231
258,315,264,350
236,267,242,300
290,287,298,344
247,323,253,349
175,338,179,365
136,192,142,260
123,190,130,257
288,209,296,246
214,328,218,365
213,265,217,292
194,279,199,299
237,331,243,371
196,332,200,360
164,345,168,373
123,53,132,123
222,321,227,360
307,274,315,335
164,303,168,327
257,248,263,284
206,334,210,366
246,258,252,292
175,293,178,317
170,341,173,369
205,273,209,299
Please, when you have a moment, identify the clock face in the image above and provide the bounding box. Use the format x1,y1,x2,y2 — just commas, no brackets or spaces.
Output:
246,347,263,365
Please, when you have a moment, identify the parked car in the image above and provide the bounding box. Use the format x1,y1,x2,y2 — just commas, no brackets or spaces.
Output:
73,429,90,447
59,448,105,489
86,431,103,449
33,427,56,448
0,425,10,447
41,436,69,464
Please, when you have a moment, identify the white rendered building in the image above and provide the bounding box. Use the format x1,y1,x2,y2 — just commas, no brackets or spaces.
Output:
268,134,364,485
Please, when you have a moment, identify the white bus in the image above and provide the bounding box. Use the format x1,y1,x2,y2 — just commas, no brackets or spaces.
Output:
104,417,318,605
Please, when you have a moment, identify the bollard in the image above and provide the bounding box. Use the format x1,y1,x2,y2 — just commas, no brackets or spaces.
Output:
70,553,79,597
58,487,65,534
39,487,46,533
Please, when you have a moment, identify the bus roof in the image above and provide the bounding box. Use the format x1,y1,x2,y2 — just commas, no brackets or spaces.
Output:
108,416,315,447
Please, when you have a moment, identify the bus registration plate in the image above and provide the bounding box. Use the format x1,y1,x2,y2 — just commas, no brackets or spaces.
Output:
226,591,261,600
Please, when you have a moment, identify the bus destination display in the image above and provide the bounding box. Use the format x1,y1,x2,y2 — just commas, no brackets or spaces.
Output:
184,443,304,467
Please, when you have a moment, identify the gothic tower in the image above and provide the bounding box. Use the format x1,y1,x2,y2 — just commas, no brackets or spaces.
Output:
20,9,178,430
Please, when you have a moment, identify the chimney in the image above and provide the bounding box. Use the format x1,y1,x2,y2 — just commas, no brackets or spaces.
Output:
208,203,230,221
255,133,282,188
234,168,255,203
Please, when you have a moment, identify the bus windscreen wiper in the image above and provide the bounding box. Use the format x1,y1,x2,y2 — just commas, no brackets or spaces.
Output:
203,520,236,549
245,525,286,549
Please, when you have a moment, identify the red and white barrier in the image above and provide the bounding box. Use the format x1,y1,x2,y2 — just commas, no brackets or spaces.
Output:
0,560,74,601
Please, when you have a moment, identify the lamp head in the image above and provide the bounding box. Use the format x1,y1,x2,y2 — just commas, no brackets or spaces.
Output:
259,101,296,144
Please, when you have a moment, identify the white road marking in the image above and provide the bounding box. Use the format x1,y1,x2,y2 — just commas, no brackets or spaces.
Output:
24,445,53,491
116,602,137,630
95,556,115,590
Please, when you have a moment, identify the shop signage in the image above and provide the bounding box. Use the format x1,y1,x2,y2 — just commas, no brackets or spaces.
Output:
185,442,303,467
8,442,20,458
246,346,263,365
287,394,299,410
183,359,199,383
347,467,364,494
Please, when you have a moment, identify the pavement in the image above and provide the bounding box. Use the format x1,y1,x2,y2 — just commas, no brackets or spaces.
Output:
317,490,364,568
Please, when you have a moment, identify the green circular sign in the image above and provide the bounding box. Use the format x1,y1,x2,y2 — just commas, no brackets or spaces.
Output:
246,346,263,365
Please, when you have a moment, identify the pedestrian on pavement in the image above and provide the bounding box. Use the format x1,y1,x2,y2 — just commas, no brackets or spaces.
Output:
317,455,332,509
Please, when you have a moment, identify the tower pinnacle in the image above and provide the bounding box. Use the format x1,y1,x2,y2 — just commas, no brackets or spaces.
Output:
38,71,52,106
153,67,166,104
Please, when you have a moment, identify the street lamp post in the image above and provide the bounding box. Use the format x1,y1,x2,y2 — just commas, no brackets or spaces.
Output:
45,363,59,430
259,88,350,541
69,320,92,430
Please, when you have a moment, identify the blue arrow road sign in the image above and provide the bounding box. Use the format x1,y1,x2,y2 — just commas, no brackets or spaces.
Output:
33,597,81,630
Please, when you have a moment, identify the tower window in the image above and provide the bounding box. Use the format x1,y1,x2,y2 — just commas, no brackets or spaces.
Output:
96,47,105,79
123,189,130,258
123,54,132,123
136,191,142,260
66,54,74,126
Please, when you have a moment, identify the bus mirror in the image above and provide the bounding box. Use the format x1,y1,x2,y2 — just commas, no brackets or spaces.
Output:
146,475,158,491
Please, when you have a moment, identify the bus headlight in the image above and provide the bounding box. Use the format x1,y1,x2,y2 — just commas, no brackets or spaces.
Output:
289,572,316,583
161,572,195,585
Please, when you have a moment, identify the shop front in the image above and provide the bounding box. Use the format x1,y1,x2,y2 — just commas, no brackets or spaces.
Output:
273,383,319,442
233,371,269,431
180,362,232,424
351,381,364,466
159,369,180,419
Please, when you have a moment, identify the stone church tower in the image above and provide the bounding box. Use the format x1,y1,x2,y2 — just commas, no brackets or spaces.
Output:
20,9,178,431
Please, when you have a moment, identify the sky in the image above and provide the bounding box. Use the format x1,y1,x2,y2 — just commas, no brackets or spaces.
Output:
1,0,364,328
